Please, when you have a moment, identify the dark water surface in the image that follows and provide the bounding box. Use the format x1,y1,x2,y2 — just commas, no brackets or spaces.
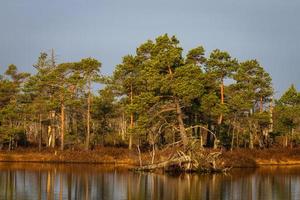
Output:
0,163,300,200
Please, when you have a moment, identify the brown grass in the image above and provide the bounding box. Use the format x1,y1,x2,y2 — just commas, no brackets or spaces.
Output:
0,147,137,166
1,147,300,168
222,148,300,167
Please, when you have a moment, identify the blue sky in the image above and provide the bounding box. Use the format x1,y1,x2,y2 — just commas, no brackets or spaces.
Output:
1,0,299,97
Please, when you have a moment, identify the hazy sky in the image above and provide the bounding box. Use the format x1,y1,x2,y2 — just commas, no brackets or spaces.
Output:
1,0,299,97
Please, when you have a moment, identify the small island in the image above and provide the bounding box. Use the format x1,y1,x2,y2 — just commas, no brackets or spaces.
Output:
1,34,299,173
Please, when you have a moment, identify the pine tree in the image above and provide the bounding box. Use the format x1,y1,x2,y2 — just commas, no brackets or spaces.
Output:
75,58,102,150
205,49,238,124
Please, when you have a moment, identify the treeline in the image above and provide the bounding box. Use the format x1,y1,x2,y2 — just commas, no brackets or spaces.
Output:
0,34,299,151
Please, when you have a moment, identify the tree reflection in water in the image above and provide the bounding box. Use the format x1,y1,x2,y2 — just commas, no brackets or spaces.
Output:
0,163,300,200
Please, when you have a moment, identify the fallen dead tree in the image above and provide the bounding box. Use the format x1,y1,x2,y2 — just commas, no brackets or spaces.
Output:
133,140,232,173
196,151,232,173
134,151,192,171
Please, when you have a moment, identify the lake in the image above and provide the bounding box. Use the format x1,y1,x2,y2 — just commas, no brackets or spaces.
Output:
0,163,300,200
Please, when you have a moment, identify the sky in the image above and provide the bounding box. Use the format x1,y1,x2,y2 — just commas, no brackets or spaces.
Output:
0,0,299,97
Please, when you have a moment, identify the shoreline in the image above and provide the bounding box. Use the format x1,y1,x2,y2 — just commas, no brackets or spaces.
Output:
1,147,300,168
0,147,137,167
222,148,300,168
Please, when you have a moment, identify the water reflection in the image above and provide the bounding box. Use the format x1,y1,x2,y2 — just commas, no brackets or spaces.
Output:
0,163,300,200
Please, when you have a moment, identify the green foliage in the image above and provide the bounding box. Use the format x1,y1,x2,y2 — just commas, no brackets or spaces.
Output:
173,65,204,104
205,49,237,81
278,84,300,106
186,46,206,66
274,85,300,137
92,88,118,136
4,34,300,151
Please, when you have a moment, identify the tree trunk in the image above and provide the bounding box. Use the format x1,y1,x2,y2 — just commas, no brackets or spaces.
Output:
60,99,65,151
51,112,55,148
206,123,215,147
128,84,134,150
260,96,263,113
39,114,42,152
47,125,51,147
129,115,133,149
167,65,189,148
175,97,188,147
85,79,91,150
218,80,224,124
199,134,203,148
151,144,155,164
220,81,224,104
119,112,126,141
249,132,254,149
137,144,142,167
48,111,56,148
290,128,294,148
269,96,273,133
72,112,78,137
196,117,200,138
8,137,12,151
8,118,13,151
284,133,288,148
231,127,235,151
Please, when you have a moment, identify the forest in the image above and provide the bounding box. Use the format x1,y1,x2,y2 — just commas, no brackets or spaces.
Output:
0,34,299,156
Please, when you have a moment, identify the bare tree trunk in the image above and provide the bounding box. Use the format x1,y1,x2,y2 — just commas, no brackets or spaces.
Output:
128,123,133,148
231,127,235,151
249,132,254,149
47,125,51,147
39,114,42,152
137,144,142,167
284,133,288,148
218,80,224,124
151,144,155,164
248,119,254,149
85,79,91,151
167,65,188,148
50,49,56,149
200,133,203,148
175,97,188,147
129,84,133,150
196,115,200,138
213,139,218,149
260,96,263,113
220,81,224,103
8,118,13,151
51,111,56,148
269,96,273,133
71,111,78,140
290,128,294,148
60,99,65,151
118,112,126,141
121,112,126,140
8,138,12,151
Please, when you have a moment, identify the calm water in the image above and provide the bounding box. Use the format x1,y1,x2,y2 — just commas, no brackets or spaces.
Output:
0,163,300,200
